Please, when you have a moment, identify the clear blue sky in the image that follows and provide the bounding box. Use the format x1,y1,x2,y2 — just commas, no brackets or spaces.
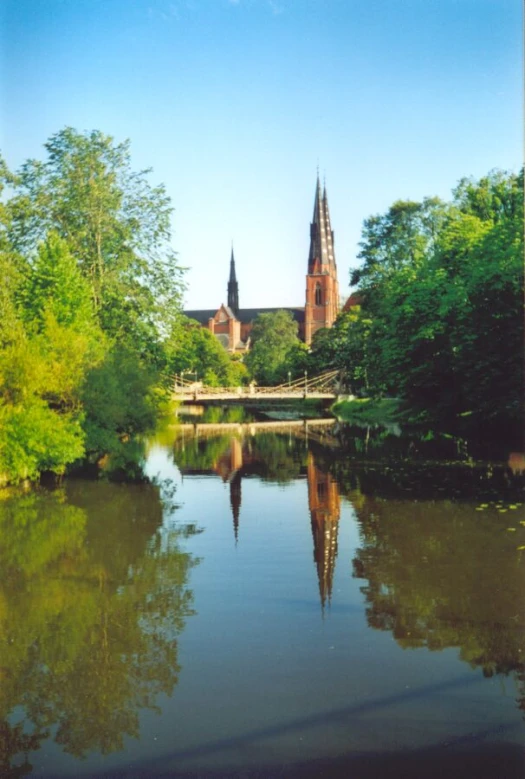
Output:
1,0,522,309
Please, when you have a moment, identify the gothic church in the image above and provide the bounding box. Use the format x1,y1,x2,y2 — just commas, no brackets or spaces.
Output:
183,175,340,349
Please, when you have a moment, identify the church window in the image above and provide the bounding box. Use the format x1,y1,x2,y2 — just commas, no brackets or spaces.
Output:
315,284,323,305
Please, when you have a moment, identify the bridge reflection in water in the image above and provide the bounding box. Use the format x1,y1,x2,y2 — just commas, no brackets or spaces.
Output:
171,422,341,610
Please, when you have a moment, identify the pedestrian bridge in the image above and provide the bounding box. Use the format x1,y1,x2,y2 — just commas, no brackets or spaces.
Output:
172,369,340,403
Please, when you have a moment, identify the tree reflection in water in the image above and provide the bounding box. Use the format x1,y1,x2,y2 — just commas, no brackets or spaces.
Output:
0,480,199,774
171,425,525,727
310,435,525,720
349,487,525,717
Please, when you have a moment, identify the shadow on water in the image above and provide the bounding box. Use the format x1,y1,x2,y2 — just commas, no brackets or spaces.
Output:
59,672,524,776
126,743,524,779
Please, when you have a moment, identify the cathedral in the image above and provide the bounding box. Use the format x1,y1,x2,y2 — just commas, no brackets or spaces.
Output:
183,175,340,349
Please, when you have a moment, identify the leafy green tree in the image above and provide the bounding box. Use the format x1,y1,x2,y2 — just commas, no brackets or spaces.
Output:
0,131,186,483
342,168,524,431
0,232,108,483
352,197,448,291
166,316,244,386
0,400,85,483
22,232,94,333
245,310,303,385
453,210,524,426
9,127,184,358
0,158,25,353
309,308,372,394
453,169,523,223
81,346,158,464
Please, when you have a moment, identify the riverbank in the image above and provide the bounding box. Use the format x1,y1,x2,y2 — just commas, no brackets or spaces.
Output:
331,397,406,426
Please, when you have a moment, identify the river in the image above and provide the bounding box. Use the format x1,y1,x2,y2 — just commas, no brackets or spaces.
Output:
1,409,525,778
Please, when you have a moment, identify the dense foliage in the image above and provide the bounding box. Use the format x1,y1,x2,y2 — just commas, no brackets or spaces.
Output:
165,315,248,386
0,129,190,484
245,309,308,385
312,168,524,435
1,142,521,484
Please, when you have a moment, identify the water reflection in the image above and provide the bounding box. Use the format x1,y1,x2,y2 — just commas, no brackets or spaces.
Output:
171,424,525,724
351,494,525,711
307,454,340,609
171,426,341,608
0,481,198,775
3,421,525,776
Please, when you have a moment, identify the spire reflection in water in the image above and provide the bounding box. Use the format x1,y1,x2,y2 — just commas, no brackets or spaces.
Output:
171,420,341,608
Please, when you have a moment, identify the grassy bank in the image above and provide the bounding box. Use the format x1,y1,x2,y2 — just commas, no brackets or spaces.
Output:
331,397,407,426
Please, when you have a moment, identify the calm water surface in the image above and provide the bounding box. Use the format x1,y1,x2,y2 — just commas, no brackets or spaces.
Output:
2,416,525,778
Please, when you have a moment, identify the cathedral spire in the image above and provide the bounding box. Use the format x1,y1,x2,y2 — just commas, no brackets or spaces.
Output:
304,173,340,345
227,246,239,314
308,173,334,273
322,183,336,268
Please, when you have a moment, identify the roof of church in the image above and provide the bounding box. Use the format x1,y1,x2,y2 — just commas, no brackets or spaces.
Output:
236,307,305,324
183,309,219,325
342,292,363,311
183,306,305,325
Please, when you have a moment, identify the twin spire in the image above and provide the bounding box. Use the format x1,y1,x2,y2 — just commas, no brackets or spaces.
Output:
308,173,336,274
227,173,335,314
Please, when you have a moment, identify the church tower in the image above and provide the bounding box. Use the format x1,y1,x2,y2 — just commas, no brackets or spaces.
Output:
304,176,339,345
227,247,239,315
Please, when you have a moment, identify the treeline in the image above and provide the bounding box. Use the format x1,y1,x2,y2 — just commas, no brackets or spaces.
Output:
309,168,524,435
199,168,523,438
240,168,524,438
0,128,245,485
1,136,521,483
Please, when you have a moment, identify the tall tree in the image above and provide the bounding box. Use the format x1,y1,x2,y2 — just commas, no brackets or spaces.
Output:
342,168,523,431
9,128,184,358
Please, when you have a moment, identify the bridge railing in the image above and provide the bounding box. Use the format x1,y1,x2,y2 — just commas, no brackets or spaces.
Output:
172,369,340,397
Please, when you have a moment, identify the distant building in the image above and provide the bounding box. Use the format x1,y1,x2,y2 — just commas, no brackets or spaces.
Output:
183,175,340,349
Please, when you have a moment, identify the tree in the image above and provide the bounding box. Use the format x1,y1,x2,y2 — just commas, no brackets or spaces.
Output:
343,168,524,432
0,131,187,483
309,308,372,394
245,310,303,385
352,197,448,292
165,316,244,386
9,127,184,359
21,231,94,333
0,232,105,482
